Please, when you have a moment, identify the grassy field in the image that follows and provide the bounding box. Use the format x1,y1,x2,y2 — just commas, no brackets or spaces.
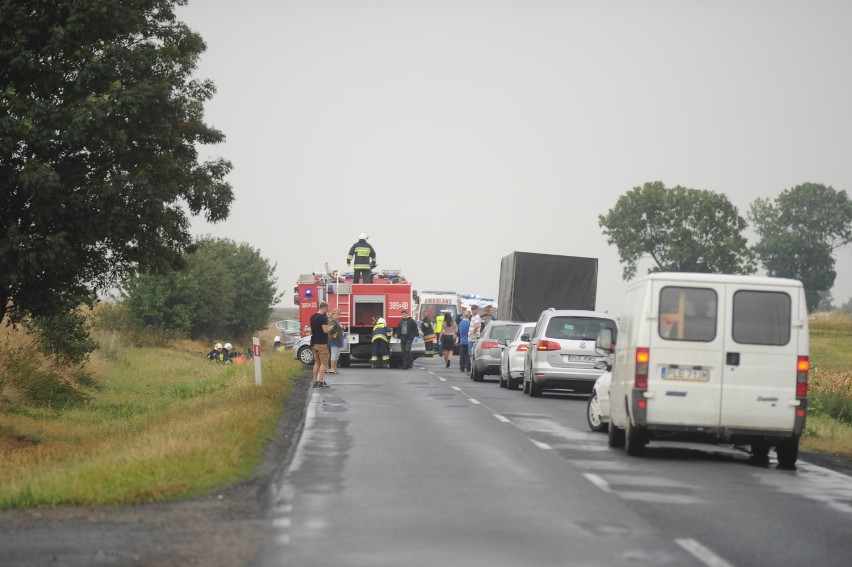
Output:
0,326,302,510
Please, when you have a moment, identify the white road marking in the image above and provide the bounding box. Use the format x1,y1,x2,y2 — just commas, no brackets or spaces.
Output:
493,413,511,423
530,439,552,450
451,386,462,391
584,473,613,493
273,517,292,528
468,398,481,405
438,377,447,382
675,538,735,567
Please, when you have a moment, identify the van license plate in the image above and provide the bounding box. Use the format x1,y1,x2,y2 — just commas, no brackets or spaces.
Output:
661,367,709,381
566,355,596,362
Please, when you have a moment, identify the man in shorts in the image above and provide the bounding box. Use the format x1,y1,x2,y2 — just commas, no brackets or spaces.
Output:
310,302,330,387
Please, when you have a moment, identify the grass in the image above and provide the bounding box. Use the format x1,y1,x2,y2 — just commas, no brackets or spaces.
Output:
803,312,852,459
0,328,302,509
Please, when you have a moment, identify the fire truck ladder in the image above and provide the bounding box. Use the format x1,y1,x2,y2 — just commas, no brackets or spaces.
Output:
334,281,352,330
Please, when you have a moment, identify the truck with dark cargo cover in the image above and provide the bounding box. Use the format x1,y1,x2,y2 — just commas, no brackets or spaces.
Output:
498,252,598,322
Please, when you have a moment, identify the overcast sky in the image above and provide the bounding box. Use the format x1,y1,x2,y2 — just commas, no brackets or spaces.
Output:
177,0,852,315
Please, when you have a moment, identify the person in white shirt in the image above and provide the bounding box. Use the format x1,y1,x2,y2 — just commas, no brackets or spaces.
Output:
467,304,481,374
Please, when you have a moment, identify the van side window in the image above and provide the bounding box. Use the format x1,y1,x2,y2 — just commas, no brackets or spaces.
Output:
658,287,717,341
732,291,791,345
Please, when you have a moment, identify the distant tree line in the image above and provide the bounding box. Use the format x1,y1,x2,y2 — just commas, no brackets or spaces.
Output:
599,181,852,312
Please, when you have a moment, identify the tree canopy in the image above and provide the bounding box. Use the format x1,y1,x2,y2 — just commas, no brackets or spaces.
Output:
122,237,280,339
749,183,852,312
0,0,233,327
599,181,756,280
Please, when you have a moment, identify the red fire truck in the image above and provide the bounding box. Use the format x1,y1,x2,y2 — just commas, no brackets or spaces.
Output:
293,269,425,367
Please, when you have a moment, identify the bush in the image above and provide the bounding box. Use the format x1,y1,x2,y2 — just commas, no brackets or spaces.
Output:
809,368,852,425
0,346,89,407
28,309,99,365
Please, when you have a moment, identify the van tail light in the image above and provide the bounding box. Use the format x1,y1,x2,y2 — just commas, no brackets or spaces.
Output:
796,355,809,398
517,344,528,352
480,340,499,349
635,347,650,389
537,340,562,351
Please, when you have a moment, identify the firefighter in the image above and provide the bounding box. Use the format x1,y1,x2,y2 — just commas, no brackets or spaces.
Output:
434,310,446,356
421,316,436,357
347,233,377,284
370,317,392,368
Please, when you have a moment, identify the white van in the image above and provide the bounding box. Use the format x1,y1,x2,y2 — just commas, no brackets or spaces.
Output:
602,273,809,467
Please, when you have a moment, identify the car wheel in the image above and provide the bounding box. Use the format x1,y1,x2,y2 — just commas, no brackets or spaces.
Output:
776,436,799,469
529,379,542,397
523,378,530,394
608,421,625,448
340,355,350,368
750,443,770,463
587,391,607,433
298,346,314,366
624,419,646,456
499,373,507,388
471,366,484,382
507,376,520,391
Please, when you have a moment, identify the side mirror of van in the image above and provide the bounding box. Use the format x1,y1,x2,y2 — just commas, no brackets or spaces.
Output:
595,329,613,354
520,333,530,342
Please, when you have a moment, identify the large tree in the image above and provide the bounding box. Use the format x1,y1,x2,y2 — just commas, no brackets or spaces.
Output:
599,181,756,280
749,183,852,312
122,237,279,339
0,0,233,327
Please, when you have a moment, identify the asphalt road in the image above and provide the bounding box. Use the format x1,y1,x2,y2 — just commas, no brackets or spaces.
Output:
258,355,852,567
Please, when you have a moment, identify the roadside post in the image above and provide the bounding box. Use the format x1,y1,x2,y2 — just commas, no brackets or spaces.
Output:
253,337,262,385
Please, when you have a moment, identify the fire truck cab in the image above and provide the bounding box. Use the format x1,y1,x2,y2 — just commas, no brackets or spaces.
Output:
294,269,425,367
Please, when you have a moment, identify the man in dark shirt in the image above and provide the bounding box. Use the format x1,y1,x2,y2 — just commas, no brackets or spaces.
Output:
394,309,419,369
310,301,330,387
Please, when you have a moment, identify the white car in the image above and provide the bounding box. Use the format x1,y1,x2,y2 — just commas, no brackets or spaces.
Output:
499,323,535,390
587,367,612,432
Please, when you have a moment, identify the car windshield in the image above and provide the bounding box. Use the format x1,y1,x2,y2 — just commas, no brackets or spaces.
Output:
488,324,520,340
545,316,617,343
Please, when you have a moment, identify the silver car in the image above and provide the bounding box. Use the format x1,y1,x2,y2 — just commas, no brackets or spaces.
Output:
499,323,535,390
523,309,618,397
470,321,523,382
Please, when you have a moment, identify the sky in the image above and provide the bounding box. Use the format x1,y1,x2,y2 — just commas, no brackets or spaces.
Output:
176,0,852,316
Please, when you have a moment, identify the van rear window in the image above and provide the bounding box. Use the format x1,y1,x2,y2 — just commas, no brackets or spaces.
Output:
732,291,791,345
659,287,717,341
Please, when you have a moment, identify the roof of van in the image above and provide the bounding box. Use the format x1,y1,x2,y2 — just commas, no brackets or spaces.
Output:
638,272,803,287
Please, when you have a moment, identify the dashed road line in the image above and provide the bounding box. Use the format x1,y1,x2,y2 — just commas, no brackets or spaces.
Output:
468,398,481,405
584,472,613,493
675,538,735,567
493,413,511,423
530,439,552,450
438,377,447,382
451,386,462,391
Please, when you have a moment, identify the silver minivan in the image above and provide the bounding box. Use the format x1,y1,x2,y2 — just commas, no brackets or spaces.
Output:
523,309,618,397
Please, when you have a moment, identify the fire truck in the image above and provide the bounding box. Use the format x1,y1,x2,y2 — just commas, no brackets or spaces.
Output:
293,268,425,367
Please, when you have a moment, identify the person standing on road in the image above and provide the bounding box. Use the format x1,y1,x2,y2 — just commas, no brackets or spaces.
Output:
458,310,471,373
440,310,458,368
370,317,392,368
328,308,345,375
421,316,436,357
468,304,481,373
434,310,446,357
395,309,419,369
310,302,330,387
346,233,376,283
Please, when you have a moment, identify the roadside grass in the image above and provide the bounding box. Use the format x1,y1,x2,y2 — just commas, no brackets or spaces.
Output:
803,313,852,459
0,330,302,509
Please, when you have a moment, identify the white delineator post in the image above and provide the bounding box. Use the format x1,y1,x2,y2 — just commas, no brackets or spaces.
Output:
253,337,262,385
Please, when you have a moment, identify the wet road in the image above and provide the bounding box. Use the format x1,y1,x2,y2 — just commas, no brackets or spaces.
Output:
258,356,852,567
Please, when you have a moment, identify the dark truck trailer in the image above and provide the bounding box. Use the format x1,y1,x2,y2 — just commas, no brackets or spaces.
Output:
498,252,598,322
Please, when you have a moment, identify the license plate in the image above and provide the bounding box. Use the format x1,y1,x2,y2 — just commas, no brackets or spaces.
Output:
661,367,709,381
566,354,596,362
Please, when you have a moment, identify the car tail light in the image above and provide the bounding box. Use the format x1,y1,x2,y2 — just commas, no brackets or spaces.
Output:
635,347,649,389
537,340,561,351
480,340,500,349
517,344,528,352
796,355,809,397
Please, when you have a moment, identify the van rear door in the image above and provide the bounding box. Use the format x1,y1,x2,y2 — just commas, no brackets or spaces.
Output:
646,283,725,428
719,286,799,431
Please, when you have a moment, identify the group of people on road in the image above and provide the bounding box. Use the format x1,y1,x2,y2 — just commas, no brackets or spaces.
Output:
420,303,496,373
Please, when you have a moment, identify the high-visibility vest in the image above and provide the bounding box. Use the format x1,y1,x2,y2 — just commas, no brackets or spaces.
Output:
435,314,445,334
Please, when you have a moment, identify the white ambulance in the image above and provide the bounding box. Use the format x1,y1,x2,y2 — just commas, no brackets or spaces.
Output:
602,273,809,468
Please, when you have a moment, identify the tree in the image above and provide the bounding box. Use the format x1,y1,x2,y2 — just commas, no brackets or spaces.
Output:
121,238,279,339
749,183,852,312
599,181,756,280
0,1,233,329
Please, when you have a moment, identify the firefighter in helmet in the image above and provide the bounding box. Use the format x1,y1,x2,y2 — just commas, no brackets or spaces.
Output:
347,233,377,284
370,317,392,368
